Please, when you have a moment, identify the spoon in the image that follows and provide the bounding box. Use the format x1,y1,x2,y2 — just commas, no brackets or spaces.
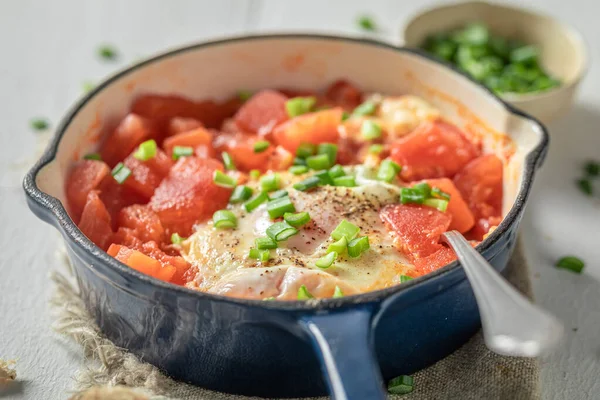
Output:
442,230,564,357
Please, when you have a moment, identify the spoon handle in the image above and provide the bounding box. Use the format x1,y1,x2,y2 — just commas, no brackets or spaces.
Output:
442,231,563,357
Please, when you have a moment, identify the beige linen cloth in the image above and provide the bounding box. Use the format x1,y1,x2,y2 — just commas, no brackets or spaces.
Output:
53,241,539,400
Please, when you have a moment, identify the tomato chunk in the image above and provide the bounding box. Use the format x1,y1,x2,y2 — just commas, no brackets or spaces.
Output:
98,177,145,229
390,121,480,181
234,90,289,134
273,108,343,154
100,114,158,167
454,154,504,240
78,191,113,250
422,178,475,233
132,94,229,128
122,149,173,200
118,205,165,243
149,157,232,236
412,246,457,277
138,241,191,285
167,117,203,137
380,204,451,260
163,127,213,158
66,160,110,222
324,79,362,110
215,132,275,172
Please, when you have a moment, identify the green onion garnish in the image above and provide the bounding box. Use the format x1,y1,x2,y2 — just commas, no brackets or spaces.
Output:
111,162,131,184
284,211,311,227
352,101,376,116
172,146,193,160
293,157,307,166
285,97,317,118
333,286,344,298
244,191,269,212
400,187,425,204
213,170,237,188
260,173,280,192
263,297,275,301
327,236,348,255
556,256,585,274
317,143,338,167
333,176,356,187
377,159,402,183
328,164,345,179
316,251,337,269
400,275,413,283
30,118,49,131
171,233,186,245
423,198,449,212
357,15,376,32
253,140,270,153
266,222,299,242
412,182,432,197
133,139,157,161
431,187,451,200
348,236,370,258
267,196,296,219
369,144,384,154
306,154,331,171
83,153,102,161
249,248,271,262
361,120,382,140
296,143,317,159
387,375,414,395
342,111,350,121
238,90,253,102
98,45,118,60
331,220,360,241
293,176,321,192
315,170,334,186
230,185,253,204
297,285,314,300
222,151,236,170
82,81,95,93
577,179,593,196
256,236,278,250
289,165,309,175
584,161,600,177
213,210,237,229
269,190,289,200
249,169,261,180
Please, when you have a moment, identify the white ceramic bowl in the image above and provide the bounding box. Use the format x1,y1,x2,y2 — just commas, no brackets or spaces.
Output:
403,1,587,124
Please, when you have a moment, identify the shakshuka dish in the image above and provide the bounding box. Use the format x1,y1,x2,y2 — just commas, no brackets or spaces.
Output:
66,80,506,300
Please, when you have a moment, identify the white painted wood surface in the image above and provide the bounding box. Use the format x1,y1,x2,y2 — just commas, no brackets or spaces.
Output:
1,0,599,398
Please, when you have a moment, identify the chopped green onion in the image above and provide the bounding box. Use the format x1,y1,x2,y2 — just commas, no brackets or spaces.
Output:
83,153,102,161
249,248,271,262
317,143,338,167
315,170,334,186
133,139,157,161
256,236,278,250
244,191,269,212
368,144,384,154
296,143,317,159
331,220,360,241
260,173,280,192
249,169,261,180
556,256,585,274
213,170,237,188
341,111,350,121
412,182,432,197
284,211,311,227
111,162,131,184
400,187,425,204
82,81,95,93
263,297,275,301
510,45,538,64
423,198,449,212
387,375,414,395
213,210,237,229
253,140,270,153
348,236,370,258
431,187,451,200
238,90,253,102
98,45,118,60
333,176,356,187
377,159,402,183
328,165,345,179
293,157,307,166
230,185,253,203
400,275,413,283
577,179,593,196
269,189,289,200
266,222,299,242
30,118,49,131
171,233,185,245
267,196,296,219
584,161,600,177
327,236,348,255
221,151,236,170
285,96,316,118
357,15,376,31
293,176,321,192
352,101,376,116
361,120,382,140
333,286,344,298
306,154,331,171
316,251,337,269
297,285,314,300
289,165,309,175
172,146,193,160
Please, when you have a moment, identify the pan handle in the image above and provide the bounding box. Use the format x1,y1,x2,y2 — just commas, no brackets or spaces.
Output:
300,306,386,400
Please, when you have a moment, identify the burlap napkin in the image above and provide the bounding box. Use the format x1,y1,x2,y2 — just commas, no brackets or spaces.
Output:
53,240,539,400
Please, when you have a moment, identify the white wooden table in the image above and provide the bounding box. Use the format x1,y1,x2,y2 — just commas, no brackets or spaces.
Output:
1,1,599,399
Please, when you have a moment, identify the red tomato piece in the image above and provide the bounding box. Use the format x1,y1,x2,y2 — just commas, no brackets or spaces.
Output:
66,160,110,222
149,157,232,236
138,241,191,285
422,178,475,233
215,132,275,172
163,127,213,158
78,191,113,250
380,204,452,260
112,227,143,249
277,88,316,98
412,246,457,277
118,205,165,243
233,90,289,134
166,117,204,137
98,177,146,229
390,121,480,181
273,108,343,154
266,146,294,171
100,114,159,167
122,149,173,200
324,79,362,110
